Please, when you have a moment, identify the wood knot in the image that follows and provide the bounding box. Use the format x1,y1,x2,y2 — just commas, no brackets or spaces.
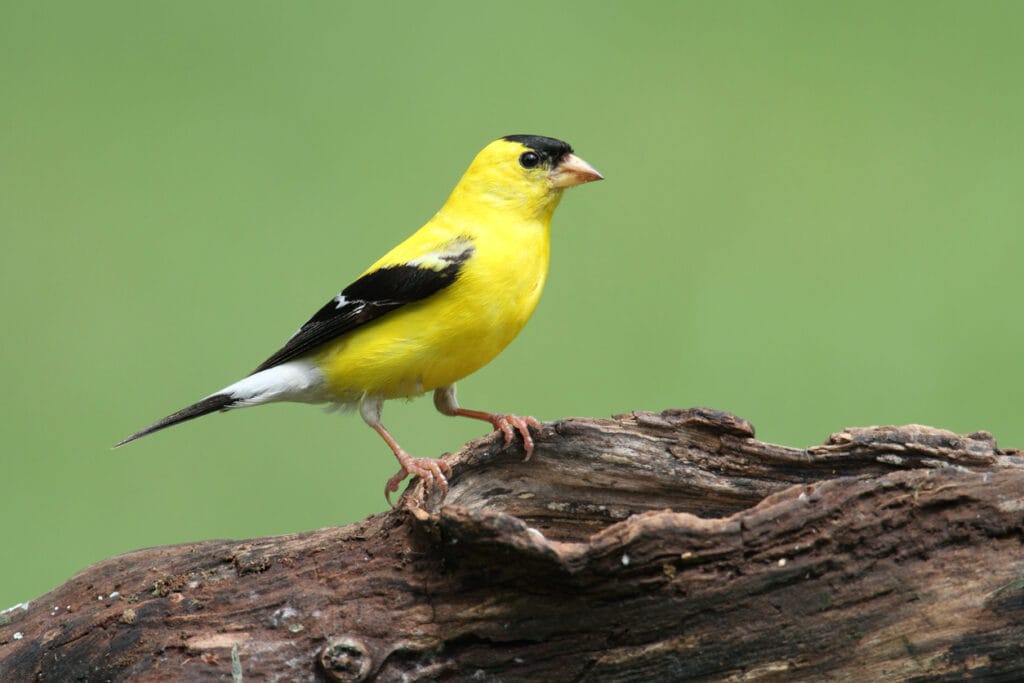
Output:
319,637,372,682
232,548,273,575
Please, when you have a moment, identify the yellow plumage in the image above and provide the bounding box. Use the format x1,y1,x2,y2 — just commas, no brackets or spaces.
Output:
318,140,558,401
117,135,602,501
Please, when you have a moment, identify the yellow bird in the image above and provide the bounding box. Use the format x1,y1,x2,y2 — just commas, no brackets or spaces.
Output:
117,135,602,501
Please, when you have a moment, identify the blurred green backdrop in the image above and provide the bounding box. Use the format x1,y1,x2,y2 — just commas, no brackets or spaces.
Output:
2,2,1022,608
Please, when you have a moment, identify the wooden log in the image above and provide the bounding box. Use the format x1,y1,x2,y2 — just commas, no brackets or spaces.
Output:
2,408,1023,681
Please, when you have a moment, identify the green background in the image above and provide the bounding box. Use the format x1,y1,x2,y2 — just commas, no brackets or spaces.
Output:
2,2,1022,609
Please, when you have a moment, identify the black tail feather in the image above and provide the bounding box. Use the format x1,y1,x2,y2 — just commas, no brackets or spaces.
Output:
114,394,236,447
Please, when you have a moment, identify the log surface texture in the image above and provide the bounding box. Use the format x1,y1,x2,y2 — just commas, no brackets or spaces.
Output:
2,408,1023,681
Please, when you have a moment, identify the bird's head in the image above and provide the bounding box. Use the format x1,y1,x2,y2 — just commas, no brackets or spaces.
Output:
448,134,602,219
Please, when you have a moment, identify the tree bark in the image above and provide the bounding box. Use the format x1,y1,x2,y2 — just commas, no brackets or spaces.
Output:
2,408,1023,682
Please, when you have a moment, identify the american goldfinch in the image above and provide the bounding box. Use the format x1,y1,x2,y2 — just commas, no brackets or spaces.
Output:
117,134,602,501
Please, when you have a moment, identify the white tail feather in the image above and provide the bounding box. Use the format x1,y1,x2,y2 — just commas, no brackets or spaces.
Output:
217,360,326,407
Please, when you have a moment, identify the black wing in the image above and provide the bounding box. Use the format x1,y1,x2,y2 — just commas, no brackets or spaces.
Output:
252,238,474,373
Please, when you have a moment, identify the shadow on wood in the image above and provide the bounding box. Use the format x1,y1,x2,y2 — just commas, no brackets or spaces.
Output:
2,408,1023,681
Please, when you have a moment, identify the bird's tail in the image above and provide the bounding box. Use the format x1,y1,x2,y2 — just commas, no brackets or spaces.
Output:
114,394,236,448
114,360,325,448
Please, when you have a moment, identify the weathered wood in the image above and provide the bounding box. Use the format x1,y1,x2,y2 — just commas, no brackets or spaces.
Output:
2,408,1023,681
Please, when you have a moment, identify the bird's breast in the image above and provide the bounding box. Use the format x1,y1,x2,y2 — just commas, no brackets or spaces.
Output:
317,220,551,400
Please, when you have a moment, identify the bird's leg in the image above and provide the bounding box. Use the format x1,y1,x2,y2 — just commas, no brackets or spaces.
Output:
433,384,540,460
360,398,451,506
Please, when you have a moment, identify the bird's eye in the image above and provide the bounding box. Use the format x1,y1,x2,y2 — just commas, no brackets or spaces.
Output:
519,151,541,169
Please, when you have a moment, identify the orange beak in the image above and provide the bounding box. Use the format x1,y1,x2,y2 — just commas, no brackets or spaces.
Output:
550,153,604,188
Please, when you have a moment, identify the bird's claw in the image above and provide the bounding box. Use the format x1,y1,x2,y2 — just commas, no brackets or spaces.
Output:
489,414,541,460
384,454,452,507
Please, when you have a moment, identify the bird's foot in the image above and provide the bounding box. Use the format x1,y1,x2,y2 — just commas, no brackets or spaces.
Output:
487,414,541,460
385,452,452,507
